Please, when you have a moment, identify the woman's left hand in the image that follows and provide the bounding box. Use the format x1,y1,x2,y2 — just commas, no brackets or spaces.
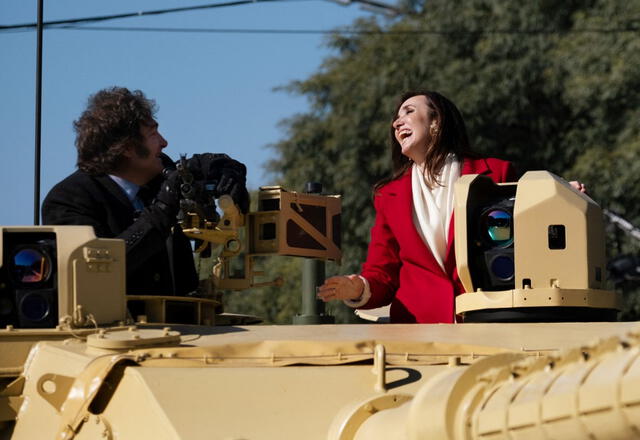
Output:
569,181,587,193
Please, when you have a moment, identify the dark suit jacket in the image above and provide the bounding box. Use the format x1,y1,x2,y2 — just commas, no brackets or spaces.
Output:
361,157,516,323
42,170,198,296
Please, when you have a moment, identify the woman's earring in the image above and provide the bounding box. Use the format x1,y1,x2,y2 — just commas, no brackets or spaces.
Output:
430,124,439,135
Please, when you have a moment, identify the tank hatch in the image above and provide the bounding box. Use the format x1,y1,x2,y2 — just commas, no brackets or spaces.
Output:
87,326,181,350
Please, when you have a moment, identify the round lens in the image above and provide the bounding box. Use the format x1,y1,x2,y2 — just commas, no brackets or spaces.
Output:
483,209,513,247
13,248,51,284
491,255,515,281
20,292,50,322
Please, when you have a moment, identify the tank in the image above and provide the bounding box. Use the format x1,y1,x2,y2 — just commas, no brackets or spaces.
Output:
0,171,638,440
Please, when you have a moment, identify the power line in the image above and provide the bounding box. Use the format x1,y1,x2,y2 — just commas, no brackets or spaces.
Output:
4,24,639,36
0,0,296,31
1,0,637,36
56,25,341,35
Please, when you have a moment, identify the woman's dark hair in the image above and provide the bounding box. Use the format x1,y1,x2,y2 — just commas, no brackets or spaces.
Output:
374,90,474,191
75,87,157,175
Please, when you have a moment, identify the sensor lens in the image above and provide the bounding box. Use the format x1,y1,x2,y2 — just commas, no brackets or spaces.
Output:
20,292,50,322
483,209,513,247
12,248,51,284
490,255,515,281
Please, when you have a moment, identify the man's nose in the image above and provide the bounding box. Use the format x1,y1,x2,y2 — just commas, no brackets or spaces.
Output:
159,134,168,148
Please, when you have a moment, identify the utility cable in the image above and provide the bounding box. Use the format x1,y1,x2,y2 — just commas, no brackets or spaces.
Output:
0,0,296,31
2,0,638,34
56,25,337,34
4,24,640,35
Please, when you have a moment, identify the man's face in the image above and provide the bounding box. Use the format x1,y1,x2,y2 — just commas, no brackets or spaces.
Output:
125,120,168,184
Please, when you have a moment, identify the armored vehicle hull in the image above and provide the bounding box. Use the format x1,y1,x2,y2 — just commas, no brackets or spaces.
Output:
2,321,638,439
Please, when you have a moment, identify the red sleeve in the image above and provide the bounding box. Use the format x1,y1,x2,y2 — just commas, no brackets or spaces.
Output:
503,161,517,182
359,192,401,309
484,158,517,183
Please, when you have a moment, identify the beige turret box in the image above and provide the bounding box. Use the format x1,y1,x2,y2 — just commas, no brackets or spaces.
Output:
0,226,126,328
454,171,620,322
249,186,342,262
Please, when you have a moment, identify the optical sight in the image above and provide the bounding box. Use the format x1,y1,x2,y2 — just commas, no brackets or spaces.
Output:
455,171,620,322
0,226,126,328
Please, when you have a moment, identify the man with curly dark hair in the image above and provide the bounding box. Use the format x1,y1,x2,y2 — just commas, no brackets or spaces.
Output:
74,87,161,177
42,87,249,300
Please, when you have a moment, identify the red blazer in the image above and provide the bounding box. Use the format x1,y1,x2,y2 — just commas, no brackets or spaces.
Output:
360,157,515,323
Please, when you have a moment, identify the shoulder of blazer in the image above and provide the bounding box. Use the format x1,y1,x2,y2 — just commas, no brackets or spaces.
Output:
48,170,130,205
461,157,490,175
483,157,512,171
461,156,513,176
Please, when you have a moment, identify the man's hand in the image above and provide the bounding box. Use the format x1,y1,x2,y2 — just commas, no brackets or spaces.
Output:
217,167,250,213
187,153,244,181
144,168,181,233
187,153,250,213
155,169,181,214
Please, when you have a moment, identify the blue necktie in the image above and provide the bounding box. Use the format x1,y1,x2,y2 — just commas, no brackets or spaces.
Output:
132,197,145,211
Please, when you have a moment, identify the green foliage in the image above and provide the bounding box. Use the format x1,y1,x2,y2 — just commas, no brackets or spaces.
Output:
231,0,640,322
223,256,303,324
223,257,356,324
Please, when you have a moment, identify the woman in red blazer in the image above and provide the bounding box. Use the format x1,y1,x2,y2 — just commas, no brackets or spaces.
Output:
318,90,515,323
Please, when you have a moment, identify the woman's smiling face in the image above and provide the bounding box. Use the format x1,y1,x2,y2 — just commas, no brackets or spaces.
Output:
392,94,436,163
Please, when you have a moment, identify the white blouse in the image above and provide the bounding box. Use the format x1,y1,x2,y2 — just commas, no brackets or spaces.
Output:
410,155,461,271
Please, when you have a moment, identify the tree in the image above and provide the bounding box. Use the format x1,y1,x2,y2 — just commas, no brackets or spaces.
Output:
558,0,640,317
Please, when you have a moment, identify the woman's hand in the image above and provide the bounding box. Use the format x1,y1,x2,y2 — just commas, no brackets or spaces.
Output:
569,180,587,193
317,275,365,302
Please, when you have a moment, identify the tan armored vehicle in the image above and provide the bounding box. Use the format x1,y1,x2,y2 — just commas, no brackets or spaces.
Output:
0,171,637,440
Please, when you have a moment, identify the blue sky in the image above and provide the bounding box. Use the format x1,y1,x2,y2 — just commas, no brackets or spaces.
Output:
0,1,377,225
